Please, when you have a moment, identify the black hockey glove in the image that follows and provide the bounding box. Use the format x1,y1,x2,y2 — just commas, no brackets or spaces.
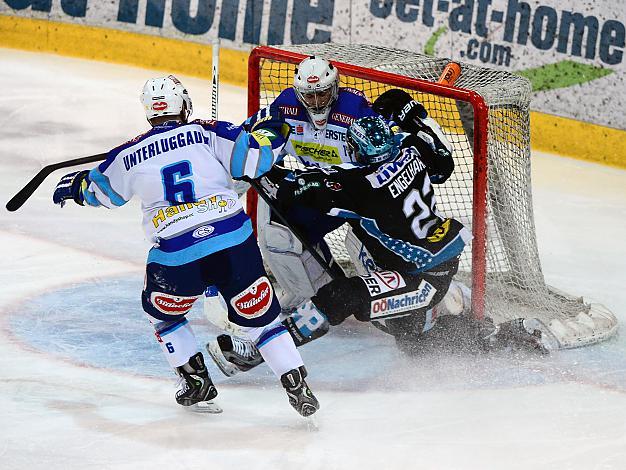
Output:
256,165,292,201
373,89,428,135
53,170,89,207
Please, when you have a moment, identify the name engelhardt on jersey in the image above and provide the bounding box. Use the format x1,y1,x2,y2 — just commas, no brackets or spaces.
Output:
366,147,426,198
123,130,210,171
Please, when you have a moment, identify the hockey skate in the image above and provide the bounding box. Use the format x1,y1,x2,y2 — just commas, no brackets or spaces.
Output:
206,334,264,377
175,352,221,413
280,366,320,417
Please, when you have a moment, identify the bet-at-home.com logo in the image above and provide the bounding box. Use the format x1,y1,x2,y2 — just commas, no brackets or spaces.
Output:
371,0,624,69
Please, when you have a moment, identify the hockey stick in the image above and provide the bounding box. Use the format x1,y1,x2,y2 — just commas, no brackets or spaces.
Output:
211,39,219,120
5,152,107,212
246,177,339,280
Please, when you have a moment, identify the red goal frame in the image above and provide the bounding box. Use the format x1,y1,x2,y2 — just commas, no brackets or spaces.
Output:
246,45,490,321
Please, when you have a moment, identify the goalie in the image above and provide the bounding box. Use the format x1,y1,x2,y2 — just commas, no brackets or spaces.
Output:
208,116,552,376
249,56,454,312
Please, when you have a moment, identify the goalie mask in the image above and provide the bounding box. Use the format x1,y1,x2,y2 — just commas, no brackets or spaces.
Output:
140,75,193,123
293,56,339,130
347,116,396,165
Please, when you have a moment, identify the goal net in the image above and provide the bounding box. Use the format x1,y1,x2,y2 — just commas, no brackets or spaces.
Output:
246,44,617,349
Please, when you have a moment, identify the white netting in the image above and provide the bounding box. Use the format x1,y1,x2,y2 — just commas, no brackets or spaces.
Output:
250,44,617,349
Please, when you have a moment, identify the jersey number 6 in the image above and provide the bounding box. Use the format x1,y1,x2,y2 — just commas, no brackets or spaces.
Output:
161,161,196,204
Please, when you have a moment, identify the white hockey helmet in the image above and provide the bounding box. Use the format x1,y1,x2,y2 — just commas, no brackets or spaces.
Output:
293,56,339,129
140,75,192,123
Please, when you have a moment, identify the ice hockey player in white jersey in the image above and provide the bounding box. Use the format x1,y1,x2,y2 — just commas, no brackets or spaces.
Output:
52,75,319,417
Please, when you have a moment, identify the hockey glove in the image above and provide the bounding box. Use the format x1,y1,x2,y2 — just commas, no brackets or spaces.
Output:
373,89,428,135
244,105,291,140
53,170,89,207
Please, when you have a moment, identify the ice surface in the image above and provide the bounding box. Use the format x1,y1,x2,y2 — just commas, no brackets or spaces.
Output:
1,47,625,470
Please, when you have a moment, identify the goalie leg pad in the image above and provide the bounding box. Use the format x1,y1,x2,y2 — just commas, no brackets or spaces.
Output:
344,225,377,276
259,220,334,309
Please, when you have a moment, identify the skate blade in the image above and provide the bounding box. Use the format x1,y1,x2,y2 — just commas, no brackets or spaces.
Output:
190,400,223,414
305,415,319,432
206,342,240,378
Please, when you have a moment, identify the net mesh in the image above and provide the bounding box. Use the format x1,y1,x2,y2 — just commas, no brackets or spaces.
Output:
252,44,602,333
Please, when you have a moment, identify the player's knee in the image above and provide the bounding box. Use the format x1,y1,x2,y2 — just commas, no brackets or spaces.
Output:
261,221,303,254
311,277,364,326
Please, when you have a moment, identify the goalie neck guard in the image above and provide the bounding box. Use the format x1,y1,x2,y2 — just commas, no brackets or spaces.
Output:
140,75,193,123
293,56,339,130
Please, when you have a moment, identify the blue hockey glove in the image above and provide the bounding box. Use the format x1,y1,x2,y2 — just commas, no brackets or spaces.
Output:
244,105,291,140
53,170,89,207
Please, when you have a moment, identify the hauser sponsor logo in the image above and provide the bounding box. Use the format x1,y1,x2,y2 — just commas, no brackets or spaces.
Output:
192,225,215,238
370,280,436,319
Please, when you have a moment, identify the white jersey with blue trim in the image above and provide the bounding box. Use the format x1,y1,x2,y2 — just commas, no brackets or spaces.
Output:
272,87,379,167
83,119,285,244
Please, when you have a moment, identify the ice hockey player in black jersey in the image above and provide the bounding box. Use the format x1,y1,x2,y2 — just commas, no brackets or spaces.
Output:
269,115,472,350
207,101,550,377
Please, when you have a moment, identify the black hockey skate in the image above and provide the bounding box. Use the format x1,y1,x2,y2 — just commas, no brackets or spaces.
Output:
175,352,219,407
206,334,264,377
280,366,319,417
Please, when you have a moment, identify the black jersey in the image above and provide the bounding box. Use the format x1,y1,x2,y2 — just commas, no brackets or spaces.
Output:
277,132,471,273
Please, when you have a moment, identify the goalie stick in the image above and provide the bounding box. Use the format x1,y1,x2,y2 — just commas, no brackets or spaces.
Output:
245,177,339,280
5,152,107,212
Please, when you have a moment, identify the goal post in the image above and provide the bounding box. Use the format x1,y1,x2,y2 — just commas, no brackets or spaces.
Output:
245,44,618,349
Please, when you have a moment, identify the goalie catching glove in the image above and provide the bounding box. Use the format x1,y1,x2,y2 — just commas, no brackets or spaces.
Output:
53,170,90,207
